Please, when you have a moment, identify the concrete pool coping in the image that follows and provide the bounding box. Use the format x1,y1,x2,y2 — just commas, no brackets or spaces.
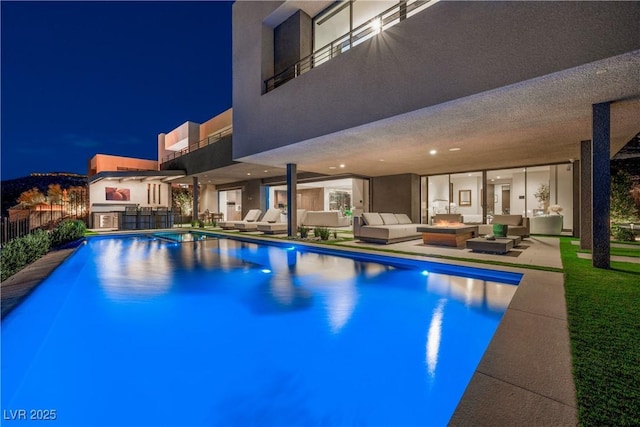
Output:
1,230,577,425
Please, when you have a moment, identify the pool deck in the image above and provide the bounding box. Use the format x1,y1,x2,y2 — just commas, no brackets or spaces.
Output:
1,230,577,425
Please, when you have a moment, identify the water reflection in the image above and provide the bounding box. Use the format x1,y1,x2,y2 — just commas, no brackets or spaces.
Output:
425,273,516,313
425,299,446,377
96,238,172,300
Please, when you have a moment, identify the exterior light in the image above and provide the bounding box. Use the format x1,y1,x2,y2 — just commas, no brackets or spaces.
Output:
247,173,251,176
339,164,345,168
429,150,437,155
449,148,461,152
371,17,382,33
329,166,337,170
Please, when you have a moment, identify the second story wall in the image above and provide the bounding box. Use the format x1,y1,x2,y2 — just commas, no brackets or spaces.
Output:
89,154,157,177
232,1,640,160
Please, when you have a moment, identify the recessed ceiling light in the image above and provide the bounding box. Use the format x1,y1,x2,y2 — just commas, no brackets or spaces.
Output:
449,148,461,152
491,179,495,181
329,166,337,170
339,164,345,168
429,150,437,155
246,173,251,176
379,159,385,162
264,170,269,173
497,176,501,179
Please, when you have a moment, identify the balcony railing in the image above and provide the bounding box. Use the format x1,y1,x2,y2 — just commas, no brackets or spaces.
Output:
264,0,431,93
161,127,232,163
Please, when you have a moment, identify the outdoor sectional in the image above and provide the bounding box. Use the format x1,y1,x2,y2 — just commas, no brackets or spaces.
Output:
353,212,421,244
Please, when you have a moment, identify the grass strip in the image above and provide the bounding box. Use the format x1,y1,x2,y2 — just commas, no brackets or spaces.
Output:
577,247,640,259
560,237,640,426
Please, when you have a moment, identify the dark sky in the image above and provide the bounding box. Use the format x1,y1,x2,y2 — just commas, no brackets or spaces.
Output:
1,1,233,180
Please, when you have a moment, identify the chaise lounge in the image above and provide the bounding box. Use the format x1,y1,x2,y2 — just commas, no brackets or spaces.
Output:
218,209,262,230
257,209,307,234
233,208,282,231
353,212,421,244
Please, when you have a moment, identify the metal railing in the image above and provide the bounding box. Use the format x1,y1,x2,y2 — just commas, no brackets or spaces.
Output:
264,0,430,93
162,127,233,163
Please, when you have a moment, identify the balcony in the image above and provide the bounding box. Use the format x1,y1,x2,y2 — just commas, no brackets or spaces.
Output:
161,126,232,163
264,0,432,93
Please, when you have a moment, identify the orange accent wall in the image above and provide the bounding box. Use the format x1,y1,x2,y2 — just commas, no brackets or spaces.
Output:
89,154,158,176
199,108,233,140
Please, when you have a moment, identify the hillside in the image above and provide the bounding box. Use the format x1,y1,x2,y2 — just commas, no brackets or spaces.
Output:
1,173,88,216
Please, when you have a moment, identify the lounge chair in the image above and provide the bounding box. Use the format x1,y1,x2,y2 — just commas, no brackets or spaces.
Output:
234,208,282,231
218,209,262,230
257,209,307,234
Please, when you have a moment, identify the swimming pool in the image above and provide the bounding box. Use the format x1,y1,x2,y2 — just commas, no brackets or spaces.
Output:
1,233,520,426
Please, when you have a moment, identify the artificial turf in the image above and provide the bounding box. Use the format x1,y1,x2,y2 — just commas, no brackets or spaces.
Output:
560,238,640,426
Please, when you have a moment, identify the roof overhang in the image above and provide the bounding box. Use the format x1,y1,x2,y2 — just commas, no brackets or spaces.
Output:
88,170,187,184
236,50,640,177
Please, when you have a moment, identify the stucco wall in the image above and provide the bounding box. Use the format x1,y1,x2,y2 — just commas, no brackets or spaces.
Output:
370,174,420,222
199,109,233,140
160,136,235,175
89,179,171,209
233,1,640,158
89,154,157,176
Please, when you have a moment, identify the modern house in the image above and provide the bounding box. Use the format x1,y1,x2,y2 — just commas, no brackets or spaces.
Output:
229,0,640,266
87,1,639,267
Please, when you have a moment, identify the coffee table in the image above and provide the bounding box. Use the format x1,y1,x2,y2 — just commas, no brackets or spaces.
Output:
466,237,514,254
417,225,478,248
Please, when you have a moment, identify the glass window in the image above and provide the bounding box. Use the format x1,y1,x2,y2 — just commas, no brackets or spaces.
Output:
267,178,368,216
450,171,483,224
426,174,451,223
314,1,351,66
526,166,550,217
487,168,523,217
352,1,397,46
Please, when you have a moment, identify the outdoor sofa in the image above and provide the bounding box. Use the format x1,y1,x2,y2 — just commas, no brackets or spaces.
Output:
302,211,351,228
478,214,530,237
353,212,421,244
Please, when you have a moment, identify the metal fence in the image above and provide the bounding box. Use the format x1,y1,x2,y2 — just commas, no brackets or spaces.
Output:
1,206,89,246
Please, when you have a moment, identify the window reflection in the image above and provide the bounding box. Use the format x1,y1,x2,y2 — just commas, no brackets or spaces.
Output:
425,299,446,377
426,273,516,312
96,239,172,300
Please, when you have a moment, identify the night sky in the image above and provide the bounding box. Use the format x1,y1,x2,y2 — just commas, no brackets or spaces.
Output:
1,1,233,180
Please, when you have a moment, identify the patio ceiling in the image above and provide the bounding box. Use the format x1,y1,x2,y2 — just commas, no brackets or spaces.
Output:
170,163,288,186
236,50,640,177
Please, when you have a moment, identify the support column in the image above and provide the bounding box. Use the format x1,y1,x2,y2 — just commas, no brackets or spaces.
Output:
286,164,298,238
482,170,488,223
592,102,611,269
572,160,580,238
580,141,592,249
192,176,199,224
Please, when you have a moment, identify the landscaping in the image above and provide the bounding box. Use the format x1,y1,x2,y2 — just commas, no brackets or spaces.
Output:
560,237,640,426
0,219,86,281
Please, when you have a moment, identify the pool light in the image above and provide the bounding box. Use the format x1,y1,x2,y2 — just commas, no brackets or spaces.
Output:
261,269,272,274
421,270,430,276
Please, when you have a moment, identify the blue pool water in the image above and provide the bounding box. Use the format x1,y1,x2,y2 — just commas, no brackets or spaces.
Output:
1,233,520,426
